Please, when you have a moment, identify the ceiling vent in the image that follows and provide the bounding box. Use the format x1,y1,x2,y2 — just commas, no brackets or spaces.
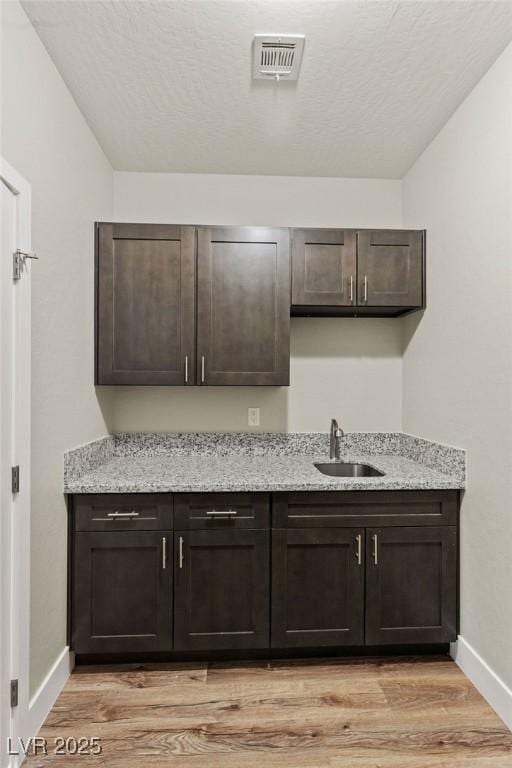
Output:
252,35,305,81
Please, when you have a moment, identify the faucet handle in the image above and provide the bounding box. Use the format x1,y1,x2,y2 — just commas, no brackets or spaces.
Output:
331,418,343,437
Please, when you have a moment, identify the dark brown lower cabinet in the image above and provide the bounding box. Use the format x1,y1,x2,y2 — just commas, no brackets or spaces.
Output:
271,528,365,648
173,529,270,651
73,531,172,654
70,491,459,658
365,526,457,645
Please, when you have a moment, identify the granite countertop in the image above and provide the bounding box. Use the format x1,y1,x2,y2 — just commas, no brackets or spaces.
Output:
64,432,465,494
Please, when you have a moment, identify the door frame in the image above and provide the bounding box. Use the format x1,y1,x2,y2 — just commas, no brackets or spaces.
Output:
0,158,31,766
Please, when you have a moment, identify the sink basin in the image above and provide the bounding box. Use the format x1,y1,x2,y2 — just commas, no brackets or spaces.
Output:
314,462,385,478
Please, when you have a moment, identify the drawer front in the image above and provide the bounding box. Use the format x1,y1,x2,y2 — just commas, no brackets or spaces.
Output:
74,494,173,531
273,490,459,528
174,493,270,530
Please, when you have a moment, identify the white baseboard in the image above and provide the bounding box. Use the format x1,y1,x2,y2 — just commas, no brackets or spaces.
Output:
451,635,512,731
27,647,74,738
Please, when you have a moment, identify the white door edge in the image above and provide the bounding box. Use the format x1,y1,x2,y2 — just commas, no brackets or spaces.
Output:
0,158,31,767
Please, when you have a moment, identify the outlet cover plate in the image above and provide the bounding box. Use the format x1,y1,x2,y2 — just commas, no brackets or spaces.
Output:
248,407,260,427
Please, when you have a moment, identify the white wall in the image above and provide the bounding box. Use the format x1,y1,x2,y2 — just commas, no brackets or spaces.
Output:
112,172,404,433
402,44,512,688
1,1,113,694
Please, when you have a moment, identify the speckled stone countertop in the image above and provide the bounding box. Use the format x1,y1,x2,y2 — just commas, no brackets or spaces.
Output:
64,432,465,494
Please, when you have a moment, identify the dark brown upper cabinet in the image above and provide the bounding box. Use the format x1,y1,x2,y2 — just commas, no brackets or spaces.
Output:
95,223,195,385
197,227,291,386
96,223,290,386
291,229,357,308
357,230,424,308
291,228,425,317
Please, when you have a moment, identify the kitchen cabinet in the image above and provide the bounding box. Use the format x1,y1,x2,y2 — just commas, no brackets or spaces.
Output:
69,489,458,658
357,230,424,308
291,229,357,308
96,222,425,383
196,227,290,385
96,223,290,386
95,223,195,385
73,530,172,654
271,528,364,648
173,529,270,650
291,228,425,316
365,526,457,645
271,494,457,650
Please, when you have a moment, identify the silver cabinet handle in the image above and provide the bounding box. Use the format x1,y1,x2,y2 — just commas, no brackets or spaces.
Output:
201,356,205,384
356,534,362,566
185,355,189,384
363,275,368,303
206,509,238,517
107,511,140,518
349,275,354,304
372,533,378,565
162,537,167,570
178,536,184,569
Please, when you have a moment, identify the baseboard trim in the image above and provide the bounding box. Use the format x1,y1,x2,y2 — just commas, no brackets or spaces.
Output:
27,647,74,738
451,636,512,731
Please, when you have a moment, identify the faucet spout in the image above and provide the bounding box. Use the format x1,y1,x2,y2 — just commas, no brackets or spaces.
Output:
330,418,344,460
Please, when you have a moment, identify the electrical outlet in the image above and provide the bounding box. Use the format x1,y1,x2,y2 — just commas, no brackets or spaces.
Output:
248,407,260,427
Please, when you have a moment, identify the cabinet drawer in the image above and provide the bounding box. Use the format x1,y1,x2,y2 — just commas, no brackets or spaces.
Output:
273,490,458,528
74,494,173,531
174,493,269,530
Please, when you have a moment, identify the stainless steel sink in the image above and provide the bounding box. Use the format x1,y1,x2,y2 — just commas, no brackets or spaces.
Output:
314,462,385,478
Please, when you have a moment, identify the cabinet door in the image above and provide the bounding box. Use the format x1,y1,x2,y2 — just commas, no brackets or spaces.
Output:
271,528,364,648
365,526,457,645
73,531,172,654
174,530,269,650
96,223,195,385
196,227,290,385
291,229,357,307
357,229,424,307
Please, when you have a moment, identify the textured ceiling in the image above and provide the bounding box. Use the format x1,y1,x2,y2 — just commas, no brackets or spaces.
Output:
21,0,512,178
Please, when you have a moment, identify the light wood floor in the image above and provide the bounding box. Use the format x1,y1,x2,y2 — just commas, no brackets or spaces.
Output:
24,655,512,767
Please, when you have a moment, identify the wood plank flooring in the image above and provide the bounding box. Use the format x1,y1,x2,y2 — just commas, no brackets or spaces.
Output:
24,655,512,767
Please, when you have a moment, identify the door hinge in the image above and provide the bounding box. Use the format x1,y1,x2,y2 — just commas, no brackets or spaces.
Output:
12,465,20,494
13,249,38,281
10,679,18,708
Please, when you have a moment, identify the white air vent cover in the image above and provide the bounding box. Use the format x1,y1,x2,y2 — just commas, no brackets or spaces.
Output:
253,35,305,81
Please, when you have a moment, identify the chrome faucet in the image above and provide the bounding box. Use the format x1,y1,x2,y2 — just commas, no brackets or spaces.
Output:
330,418,344,460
